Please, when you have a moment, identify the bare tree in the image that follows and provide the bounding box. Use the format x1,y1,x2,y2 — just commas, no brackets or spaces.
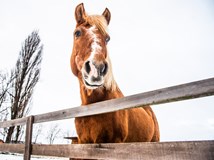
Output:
0,72,15,113
46,124,61,144
0,71,16,141
0,31,43,143
0,73,7,108
0,73,9,140
33,124,43,144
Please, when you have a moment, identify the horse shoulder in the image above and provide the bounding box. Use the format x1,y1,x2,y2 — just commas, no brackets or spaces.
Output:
125,107,156,142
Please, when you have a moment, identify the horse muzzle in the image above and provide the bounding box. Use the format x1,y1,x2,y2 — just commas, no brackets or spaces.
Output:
82,60,108,89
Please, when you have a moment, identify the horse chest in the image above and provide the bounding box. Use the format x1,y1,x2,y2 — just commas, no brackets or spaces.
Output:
75,113,126,143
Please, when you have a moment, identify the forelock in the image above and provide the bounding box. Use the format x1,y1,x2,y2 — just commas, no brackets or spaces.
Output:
85,15,108,36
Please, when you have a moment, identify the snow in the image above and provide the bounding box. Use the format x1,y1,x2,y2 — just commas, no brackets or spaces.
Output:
0,154,68,160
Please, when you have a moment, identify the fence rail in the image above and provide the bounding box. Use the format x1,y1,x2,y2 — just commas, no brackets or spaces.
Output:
1,77,214,127
0,140,214,160
0,77,214,159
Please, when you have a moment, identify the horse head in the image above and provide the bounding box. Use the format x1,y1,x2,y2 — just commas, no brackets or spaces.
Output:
70,3,116,91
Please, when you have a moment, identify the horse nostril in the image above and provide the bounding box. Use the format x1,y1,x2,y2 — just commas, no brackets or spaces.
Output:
85,61,91,74
99,63,108,76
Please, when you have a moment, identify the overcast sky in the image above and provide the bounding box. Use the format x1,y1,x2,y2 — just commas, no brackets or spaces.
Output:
0,0,214,142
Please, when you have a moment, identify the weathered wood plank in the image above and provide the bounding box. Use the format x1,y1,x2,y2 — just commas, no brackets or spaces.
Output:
33,77,214,123
0,117,27,128
1,77,214,127
0,144,24,154
24,116,34,160
31,140,214,160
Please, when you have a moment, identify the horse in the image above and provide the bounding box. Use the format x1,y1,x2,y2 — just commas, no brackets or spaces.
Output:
70,3,160,145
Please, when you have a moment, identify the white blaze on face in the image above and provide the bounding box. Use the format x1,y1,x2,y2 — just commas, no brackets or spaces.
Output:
88,26,102,62
81,26,103,88
81,25,117,91
86,26,102,78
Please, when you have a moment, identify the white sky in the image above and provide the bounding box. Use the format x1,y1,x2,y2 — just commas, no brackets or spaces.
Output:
0,0,214,142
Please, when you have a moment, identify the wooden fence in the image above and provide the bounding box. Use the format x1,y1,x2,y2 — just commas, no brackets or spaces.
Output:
0,77,214,160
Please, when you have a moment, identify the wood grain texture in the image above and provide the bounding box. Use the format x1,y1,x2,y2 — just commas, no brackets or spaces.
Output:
1,77,214,128
0,117,27,128
31,140,214,160
24,116,34,160
0,78,214,159
0,144,24,153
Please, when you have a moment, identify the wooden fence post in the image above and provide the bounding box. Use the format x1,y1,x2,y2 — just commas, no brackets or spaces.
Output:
24,116,34,160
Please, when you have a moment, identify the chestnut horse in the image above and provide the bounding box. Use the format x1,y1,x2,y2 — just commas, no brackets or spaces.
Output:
70,3,160,144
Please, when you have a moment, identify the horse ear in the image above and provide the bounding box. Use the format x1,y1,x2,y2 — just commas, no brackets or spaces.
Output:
75,3,86,24
102,8,111,25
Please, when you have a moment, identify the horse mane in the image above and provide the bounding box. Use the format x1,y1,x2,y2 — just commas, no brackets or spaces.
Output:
85,15,108,36
104,53,118,91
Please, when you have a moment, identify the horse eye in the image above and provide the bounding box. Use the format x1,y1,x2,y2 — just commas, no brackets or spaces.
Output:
74,30,81,37
105,36,110,43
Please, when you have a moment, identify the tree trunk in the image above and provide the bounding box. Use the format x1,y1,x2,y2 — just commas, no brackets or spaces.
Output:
5,126,15,143
14,125,21,143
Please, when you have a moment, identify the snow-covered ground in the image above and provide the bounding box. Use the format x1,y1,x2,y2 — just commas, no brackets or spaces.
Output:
0,154,68,160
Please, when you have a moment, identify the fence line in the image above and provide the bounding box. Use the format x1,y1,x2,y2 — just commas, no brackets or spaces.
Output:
0,77,214,159
0,140,213,160
1,77,214,128
29,141,214,160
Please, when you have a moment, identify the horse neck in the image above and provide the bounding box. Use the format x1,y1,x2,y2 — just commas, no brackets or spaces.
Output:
79,81,124,105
